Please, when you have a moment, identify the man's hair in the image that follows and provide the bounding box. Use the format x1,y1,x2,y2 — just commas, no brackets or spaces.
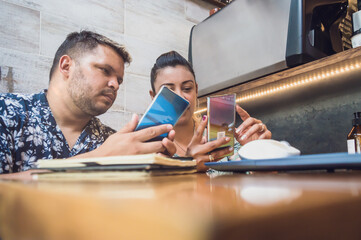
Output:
49,30,132,81
150,51,196,92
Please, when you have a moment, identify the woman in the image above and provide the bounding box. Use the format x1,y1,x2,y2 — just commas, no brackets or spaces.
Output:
149,51,272,171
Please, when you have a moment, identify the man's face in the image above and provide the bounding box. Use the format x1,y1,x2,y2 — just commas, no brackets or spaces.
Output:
67,45,125,116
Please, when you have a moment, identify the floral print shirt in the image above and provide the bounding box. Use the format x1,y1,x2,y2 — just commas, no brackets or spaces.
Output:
0,90,115,173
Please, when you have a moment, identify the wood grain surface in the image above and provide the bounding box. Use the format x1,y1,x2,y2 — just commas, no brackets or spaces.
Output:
1,171,361,240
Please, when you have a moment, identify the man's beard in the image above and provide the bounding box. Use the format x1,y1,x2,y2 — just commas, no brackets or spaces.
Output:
67,67,114,116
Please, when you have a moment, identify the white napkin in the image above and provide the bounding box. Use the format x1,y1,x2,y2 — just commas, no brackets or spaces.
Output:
238,139,301,160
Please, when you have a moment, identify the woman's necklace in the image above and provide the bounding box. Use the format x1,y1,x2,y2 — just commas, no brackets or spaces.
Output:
174,140,187,154
174,120,196,155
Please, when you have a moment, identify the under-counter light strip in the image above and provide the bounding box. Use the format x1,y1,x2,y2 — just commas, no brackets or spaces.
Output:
194,61,361,115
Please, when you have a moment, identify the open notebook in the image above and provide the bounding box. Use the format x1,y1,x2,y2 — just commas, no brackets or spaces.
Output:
33,154,196,181
205,152,361,172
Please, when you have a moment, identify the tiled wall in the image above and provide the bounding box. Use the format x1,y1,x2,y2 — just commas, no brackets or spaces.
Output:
0,0,213,130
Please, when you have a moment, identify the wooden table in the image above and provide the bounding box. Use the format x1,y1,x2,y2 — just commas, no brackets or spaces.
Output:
1,171,361,240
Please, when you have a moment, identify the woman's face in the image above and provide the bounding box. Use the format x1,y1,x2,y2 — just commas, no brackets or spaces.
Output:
151,65,198,126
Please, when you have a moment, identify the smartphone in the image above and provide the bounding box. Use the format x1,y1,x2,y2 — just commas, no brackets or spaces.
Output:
135,86,190,141
207,93,236,156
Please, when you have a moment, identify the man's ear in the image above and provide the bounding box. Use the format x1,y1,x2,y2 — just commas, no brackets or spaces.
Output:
58,55,73,79
149,90,155,100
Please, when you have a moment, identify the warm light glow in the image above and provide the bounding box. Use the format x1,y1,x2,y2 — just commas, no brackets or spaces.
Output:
194,108,207,115
195,60,361,114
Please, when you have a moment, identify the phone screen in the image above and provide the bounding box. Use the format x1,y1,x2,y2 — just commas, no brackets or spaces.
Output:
207,94,236,156
135,86,190,141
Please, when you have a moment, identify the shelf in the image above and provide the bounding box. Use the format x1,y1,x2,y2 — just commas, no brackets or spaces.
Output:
196,47,361,113
201,0,226,8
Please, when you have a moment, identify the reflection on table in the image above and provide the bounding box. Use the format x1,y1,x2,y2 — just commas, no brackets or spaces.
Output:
1,171,361,240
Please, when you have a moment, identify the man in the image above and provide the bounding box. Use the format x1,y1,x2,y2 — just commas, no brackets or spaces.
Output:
0,31,176,174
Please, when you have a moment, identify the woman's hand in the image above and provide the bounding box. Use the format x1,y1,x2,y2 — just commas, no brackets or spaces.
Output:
185,115,233,172
235,105,272,145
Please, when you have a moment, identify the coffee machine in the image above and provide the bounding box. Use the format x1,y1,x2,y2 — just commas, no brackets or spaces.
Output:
189,0,352,96
286,0,350,67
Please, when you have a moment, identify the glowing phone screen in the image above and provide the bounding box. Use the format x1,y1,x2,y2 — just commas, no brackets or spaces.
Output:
207,93,236,156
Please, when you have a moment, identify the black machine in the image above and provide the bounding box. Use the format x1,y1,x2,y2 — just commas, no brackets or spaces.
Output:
286,0,350,67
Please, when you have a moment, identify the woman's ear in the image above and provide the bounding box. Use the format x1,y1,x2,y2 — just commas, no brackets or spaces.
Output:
196,83,198,95
149,90,155,100
58,55,73,79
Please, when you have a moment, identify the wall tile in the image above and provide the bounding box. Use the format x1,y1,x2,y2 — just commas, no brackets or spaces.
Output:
126,0,184,20
0,47,52,93
4,0,124,34
125,7,195,52
40,13,81,58
1,0,41,10
0,1,40,54
124,35,187,77
185,0,213,24
40,13,126,58
124,73,152,114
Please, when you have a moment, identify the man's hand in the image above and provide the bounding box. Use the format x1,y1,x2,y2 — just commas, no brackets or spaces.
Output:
86,114,176,158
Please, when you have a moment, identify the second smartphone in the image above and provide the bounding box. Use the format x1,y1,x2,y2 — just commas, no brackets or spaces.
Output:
207,93,236,157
